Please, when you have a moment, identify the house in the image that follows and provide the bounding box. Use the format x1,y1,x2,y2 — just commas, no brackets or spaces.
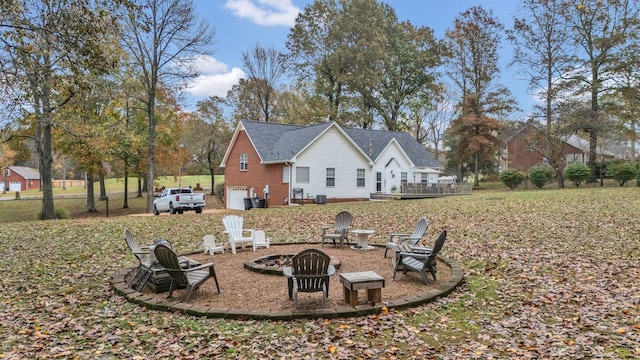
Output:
1,166,41,192
220,120,442,209
502,123,625,174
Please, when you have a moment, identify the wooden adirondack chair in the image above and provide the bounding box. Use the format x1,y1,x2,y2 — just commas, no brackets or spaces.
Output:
384,217,429,258
283,249,336,309
154,244,220,302
392,230,446,285
222,215,254,254
320,211,353,248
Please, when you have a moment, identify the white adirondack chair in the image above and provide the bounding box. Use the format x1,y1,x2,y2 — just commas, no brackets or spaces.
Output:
252,230,270,251
203,234,225,255
222,215,254,254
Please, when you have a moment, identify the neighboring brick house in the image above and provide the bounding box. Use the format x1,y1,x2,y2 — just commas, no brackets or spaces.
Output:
502,124,584,173
220,121,442,210
1,166,41,192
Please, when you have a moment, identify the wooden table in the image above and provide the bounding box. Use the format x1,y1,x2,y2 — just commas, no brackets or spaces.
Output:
350,229,375,250
339,271,385,306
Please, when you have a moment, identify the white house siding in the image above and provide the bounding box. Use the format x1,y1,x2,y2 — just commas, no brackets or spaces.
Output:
292,127,371,200
371,141,414,193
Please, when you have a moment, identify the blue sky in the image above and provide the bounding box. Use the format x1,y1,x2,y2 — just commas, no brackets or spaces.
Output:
188,0,532,118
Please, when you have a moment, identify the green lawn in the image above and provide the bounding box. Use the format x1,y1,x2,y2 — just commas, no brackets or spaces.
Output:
0,187,639,358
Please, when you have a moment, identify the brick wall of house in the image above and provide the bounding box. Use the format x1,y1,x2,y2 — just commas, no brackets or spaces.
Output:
224,130,290,207
506,127,584,173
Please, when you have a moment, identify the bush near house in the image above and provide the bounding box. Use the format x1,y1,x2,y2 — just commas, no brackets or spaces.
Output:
499,169,525,190
528,166,553,189
605,161,636,187
563,162,591,187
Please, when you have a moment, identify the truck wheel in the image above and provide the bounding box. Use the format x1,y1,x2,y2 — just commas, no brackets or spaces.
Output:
195,207,202,214
169,203,176,214
154,205,160,216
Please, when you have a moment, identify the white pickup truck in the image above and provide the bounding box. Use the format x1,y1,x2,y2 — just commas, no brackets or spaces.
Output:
153,187,205,215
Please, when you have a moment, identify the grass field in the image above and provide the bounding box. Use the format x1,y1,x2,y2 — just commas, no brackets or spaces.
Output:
0,185,638,358
0,175,224,223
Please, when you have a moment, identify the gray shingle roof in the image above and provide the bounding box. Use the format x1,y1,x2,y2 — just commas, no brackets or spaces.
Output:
10,166,40,179
241,120,441,169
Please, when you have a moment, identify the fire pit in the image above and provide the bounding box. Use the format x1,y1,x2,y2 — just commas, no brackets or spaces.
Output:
244,254,341,276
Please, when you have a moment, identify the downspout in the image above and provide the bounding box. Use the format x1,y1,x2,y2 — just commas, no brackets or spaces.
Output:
286,162,292,205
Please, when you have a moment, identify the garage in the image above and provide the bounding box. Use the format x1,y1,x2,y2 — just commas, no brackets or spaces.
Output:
226,186,248,210
9,182,21,192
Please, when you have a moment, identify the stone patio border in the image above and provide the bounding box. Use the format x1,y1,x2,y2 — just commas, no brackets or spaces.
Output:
111,256,464,321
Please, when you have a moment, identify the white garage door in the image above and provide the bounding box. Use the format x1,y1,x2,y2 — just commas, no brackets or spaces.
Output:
9,182,21,191
226,186,248,210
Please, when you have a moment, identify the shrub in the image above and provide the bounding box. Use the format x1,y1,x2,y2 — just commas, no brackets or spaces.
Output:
605,161,636,187
636,168,640,187
563,162,591,187
214,182,225,203
528,166,553,189
499,169,525,190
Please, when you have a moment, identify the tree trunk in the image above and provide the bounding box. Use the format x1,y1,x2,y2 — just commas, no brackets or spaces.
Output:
137,176,142,198
99,174,107,200
123,167,129,208
86,172,97,212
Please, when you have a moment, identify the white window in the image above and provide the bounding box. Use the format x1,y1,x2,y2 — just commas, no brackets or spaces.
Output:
296,167,310,183
326,168,335,187
240,153,248,171
356,169,365,187
421,173,428,184
282,166,290,183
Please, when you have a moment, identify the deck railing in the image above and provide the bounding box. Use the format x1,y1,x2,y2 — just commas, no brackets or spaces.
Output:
400,183,472,195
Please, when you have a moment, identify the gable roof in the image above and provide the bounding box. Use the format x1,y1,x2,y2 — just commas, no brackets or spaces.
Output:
343,128,441,169
9,166,40,180
222,120,441,170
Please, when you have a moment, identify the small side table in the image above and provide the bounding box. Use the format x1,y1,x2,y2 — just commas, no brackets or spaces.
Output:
350,229,375,250
339,271,385,306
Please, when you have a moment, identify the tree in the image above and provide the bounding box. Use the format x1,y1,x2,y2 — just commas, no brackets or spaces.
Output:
120,0,215,213
189,96,232,195
508,0,575,188
241,44,288,123
287,0,390,124
563,0,640,183
444,6,515,186
358,18,441,131
226,78,270,124
0,0,119,219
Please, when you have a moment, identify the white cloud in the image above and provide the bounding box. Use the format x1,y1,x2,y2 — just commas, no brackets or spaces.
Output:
224,0,300,27
185,55,245,98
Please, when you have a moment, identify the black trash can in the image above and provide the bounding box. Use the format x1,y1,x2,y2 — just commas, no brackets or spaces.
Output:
243,198,253,210
256,198,266,208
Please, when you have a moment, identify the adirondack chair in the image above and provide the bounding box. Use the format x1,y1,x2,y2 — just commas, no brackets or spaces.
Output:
320,211,353,248
222,215,255,254
154,243,220,302
124,228,151,291
393,230,446,285
384,217,429,258
283,249,336,309
203,234,225,255
252,230,270,251
125,228,193,291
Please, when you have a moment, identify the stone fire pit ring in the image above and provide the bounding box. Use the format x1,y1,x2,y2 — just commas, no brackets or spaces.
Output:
244,254,342,276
